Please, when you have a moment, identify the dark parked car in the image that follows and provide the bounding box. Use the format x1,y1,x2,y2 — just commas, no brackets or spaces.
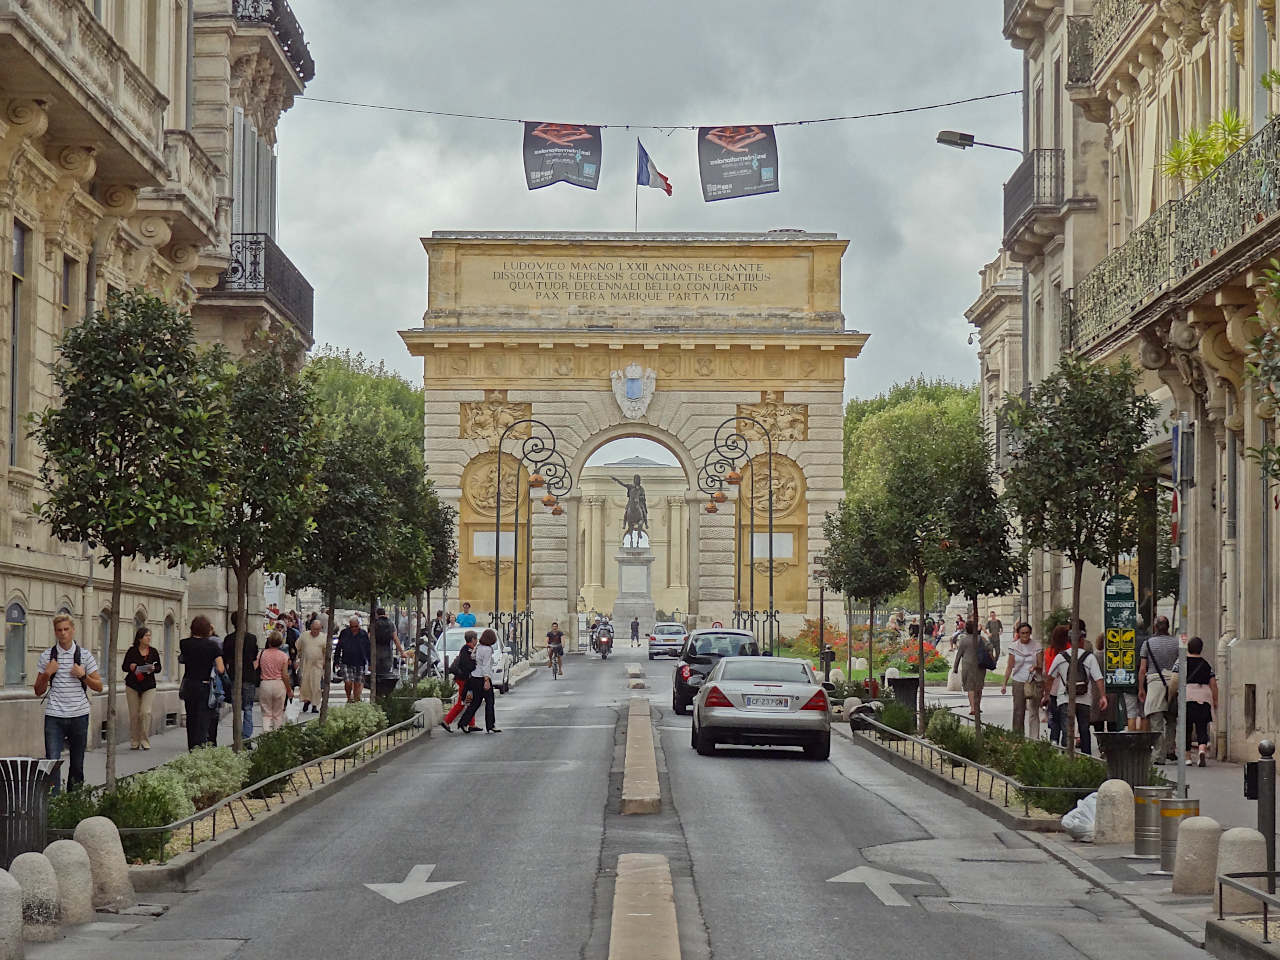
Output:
671,628,760,715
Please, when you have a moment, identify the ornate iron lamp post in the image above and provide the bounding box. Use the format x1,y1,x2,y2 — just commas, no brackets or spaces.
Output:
697,415,777,653
492,419,573,658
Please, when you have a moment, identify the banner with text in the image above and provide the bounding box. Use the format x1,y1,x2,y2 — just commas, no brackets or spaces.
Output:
697,125,779,202
1103,574,1138,691
523,122,603,190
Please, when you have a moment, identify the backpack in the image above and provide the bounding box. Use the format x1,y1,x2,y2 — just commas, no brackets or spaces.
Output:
1060,651,1090,697
449,646,474,680
48,644,87,693
976,639,997,672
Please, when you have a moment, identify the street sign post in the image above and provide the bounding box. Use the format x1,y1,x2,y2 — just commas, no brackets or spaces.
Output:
1103,574,1138,692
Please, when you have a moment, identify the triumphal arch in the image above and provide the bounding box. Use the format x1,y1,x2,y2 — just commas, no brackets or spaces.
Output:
400,231,866,637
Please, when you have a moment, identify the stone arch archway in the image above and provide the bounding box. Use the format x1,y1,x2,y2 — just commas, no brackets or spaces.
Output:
405,230,866,641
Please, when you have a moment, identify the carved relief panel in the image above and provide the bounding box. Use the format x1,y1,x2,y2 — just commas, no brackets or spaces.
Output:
460,391,531,450
737,391,808,442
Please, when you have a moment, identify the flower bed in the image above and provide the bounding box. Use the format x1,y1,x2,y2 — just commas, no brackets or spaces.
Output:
48,702,392,862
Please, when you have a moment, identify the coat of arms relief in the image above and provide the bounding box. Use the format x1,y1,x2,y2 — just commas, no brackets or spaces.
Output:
611,362,656,419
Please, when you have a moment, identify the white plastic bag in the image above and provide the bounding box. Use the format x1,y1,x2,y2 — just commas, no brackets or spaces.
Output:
1061,791,1099,842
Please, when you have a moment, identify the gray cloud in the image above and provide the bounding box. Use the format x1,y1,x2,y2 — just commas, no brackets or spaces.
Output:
277,0,1021,400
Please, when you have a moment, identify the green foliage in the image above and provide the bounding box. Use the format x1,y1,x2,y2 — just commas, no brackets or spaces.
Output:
165,746,251,809
1245,263,1280,480
48,786,104,830
878,699,916,734
1013,740,1107,816
1262,70,1280,95
99,768,196,861
32,289,228,788
842,378,976,490
244,726,305,797
823,499,909,609
1161,109,1251,186
319,702,387,745
1042,606,1073,639
925,710,979,762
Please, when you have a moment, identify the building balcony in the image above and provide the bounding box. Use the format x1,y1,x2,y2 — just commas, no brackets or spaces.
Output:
233,0,315,84
1002,0,1062,49
1066,16,1093,84
0,0,168,184
1002,149,1065,260
212,233,314,344
1091,0,1144,67
1067,114,1280,354
136,131,221,249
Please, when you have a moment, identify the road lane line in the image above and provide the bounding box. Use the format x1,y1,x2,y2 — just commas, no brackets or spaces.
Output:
609,854,681,960
621,697,661,815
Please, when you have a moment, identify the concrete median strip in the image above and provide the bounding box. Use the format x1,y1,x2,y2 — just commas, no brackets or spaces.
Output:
608,854,680,960
620,698,660,815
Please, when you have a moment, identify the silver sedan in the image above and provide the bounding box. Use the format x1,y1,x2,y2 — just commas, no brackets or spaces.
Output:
690,656,832,760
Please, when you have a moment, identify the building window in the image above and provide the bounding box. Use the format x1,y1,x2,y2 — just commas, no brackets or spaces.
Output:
3,602,24,687
11,221,28,467
1052,59,1062,150
60,256,77,330
164,616,175,680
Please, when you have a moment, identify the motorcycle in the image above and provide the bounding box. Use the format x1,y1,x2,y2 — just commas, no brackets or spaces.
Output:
597,626,613,660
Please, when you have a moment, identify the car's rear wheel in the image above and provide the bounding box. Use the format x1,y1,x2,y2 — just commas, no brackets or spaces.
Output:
695,727,716,756
690,723,699,750
804,733,831,761
499,682,510,695
672,692,687,716
648,653,655,660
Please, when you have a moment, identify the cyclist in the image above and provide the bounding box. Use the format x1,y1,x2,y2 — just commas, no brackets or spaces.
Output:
546,622,565,677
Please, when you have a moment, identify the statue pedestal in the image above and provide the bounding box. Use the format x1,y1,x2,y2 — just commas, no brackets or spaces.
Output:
613,546,656,638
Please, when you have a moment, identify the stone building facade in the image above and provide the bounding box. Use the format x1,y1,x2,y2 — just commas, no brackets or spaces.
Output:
0,0,313,754
991,0,1280,758
404,231,865,643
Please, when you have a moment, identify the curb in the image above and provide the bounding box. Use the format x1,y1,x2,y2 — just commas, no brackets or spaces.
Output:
129,724,434,892
1019,831,1207,948
509,661,537,688
835,724,1057,833
1206,918,1280,960
620,698,660,815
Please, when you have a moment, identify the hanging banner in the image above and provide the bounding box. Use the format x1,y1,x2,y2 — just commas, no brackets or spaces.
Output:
697,125,779,201
523,122,602,190
1103,574,1138,691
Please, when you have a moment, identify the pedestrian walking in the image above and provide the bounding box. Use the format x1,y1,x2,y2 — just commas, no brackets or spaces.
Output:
985,611,1003,660
950,620,994,717
371,607,405,689
1044,630,1107,755
459,627,501,733
179,615,226,751
256,631,292,732
34,614,102,794
1183,636,1218,766
297,615,327,714
455,602,477,628
222,612,259,742
1043,625,1071,745
1000,621,1041,739
122,626,161,750
441,630,478,732
630,616,640,647
335,615,370,703
431,610,445,642
1137,615,1179,764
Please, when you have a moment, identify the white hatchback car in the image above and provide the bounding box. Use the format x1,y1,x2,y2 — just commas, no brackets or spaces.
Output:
440,626,513,694
648,622,688,659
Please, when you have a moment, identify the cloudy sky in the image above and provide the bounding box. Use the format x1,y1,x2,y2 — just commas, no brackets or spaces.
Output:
275,0,1022,408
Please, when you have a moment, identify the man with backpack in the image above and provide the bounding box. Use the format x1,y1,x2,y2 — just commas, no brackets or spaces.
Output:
33,614,103,795
1046,631,1107,755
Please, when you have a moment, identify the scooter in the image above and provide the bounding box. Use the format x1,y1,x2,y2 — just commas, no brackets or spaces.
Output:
597,626,613,660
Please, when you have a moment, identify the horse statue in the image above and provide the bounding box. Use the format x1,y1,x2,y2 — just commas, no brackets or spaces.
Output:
612,474,649,547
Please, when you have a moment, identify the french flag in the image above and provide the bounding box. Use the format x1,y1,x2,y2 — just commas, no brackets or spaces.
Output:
637,139,672,195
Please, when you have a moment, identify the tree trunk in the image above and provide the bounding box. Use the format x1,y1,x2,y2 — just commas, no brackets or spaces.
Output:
971,592,983,753
105,556,123,791
369,599,377,704
867,598,876,699
231,562,249,753
319,585,335,724
917,572,927,735
1066,557,1084,759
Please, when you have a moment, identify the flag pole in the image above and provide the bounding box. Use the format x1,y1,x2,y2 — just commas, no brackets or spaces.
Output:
634,178,639,232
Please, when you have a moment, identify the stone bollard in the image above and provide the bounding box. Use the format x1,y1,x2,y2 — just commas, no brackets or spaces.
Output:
73,817,135,911
946,670,962,692
829,668,845,684
1217,827,1269,914
0,869,21,960
1172,815,1222,894
884,667,900,680
8,853,60,942
853,658,868,672
43,840,94,926
1093,779,1135,844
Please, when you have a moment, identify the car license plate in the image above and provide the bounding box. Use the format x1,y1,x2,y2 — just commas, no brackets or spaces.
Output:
745,695,789,710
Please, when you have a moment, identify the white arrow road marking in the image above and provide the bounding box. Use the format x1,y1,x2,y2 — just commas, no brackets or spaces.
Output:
364,864,466,904
826,866,929,907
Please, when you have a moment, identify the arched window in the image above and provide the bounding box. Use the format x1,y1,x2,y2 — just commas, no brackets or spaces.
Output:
4,602,26,687
163,616,175,681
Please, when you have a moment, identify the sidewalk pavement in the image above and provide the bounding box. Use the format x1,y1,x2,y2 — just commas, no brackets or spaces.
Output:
923,684,1272,838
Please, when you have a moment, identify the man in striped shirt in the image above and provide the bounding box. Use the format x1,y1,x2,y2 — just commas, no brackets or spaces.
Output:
33,614,102,794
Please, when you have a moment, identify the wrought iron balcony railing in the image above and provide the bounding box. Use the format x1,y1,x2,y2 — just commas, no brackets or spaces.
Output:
214,233,314,342
1091,0,1142,69
233,0,315,83
1003,149,1064,240
1068,113,1280,351
1066,16,1094,84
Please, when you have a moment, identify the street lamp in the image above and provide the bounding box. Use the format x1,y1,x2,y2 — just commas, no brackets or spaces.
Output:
936,130,1024,154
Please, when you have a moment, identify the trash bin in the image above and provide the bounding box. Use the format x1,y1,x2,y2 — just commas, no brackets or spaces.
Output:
1157,796,1199,874
1133,784,1173,857
1096,731,1162,788
886,676,920,711
0,758,62,869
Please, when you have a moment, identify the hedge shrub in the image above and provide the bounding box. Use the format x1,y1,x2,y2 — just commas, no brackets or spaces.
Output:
166,746,251,809
243,726,304,797
98,768,195,861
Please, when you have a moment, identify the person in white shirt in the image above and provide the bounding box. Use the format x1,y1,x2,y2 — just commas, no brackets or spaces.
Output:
33,614,103,794
1045,633,1107,755
458,628,501,733
1000,622,1042,739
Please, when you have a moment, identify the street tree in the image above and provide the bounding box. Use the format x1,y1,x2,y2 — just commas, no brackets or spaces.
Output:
33,290,225,788
823,498,909,692
846,390,979,731
212,349,320,752
1003,355,1158,756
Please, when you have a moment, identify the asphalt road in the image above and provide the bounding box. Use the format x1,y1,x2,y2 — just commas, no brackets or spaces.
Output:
62,647,1211,960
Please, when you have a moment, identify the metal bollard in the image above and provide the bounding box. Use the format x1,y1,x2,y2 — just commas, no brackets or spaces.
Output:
1132,784,1174,858
1157,796,1200,875
1260,740,1276,894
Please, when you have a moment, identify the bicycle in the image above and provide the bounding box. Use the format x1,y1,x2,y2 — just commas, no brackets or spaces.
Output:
549,648,563,679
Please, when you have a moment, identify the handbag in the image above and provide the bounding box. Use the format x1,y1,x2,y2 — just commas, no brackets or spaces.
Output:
1144,649,1179,715
977,639,997,672
208,667,225,710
